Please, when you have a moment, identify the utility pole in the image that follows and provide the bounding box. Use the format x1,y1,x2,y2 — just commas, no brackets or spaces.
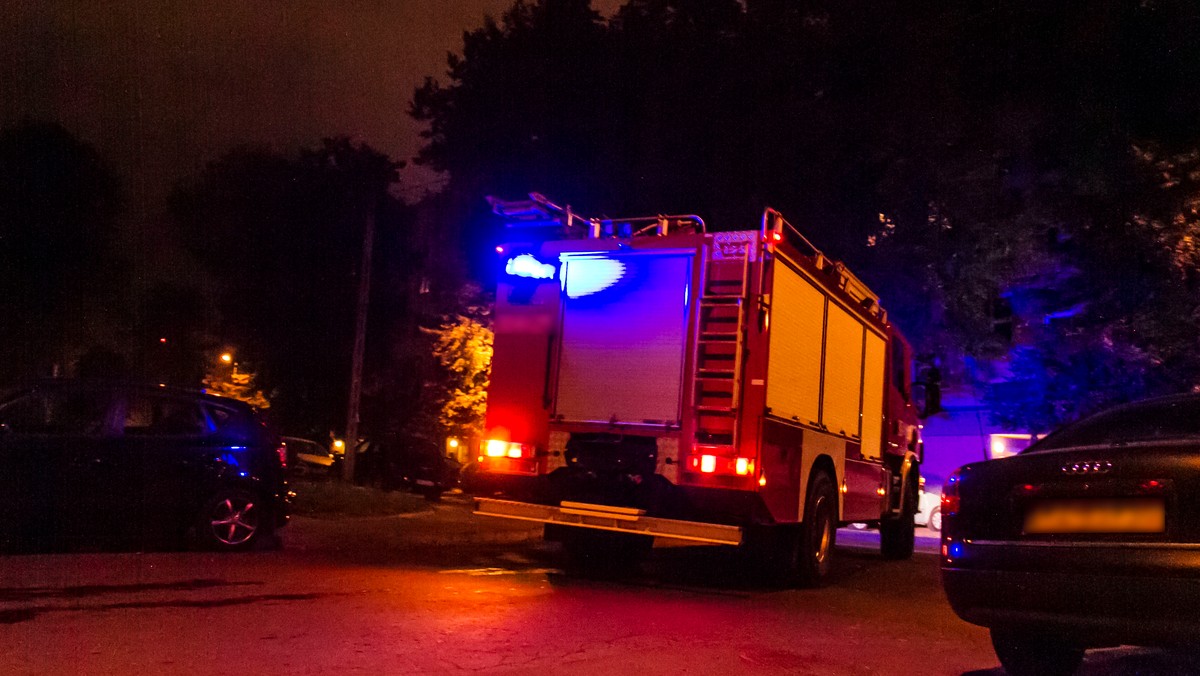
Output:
342,200,376,483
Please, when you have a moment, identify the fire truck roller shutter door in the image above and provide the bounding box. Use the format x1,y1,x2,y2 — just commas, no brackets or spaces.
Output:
765,264,824,425
860,333,886,461
554,252,693,425
822,303,864,439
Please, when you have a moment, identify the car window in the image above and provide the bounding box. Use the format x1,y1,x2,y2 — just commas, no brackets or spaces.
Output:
1024,397,1200,452
0,388,112,435
296,440,323,455
124,394,211,436
284,438,314,454
206,406,233,430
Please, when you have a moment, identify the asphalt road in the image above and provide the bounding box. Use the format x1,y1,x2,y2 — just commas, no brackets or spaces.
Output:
1,497,1196,675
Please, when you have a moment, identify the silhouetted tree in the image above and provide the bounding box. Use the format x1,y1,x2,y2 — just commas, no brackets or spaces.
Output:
0,120,126,384
168,138,415,436
133,281,216,386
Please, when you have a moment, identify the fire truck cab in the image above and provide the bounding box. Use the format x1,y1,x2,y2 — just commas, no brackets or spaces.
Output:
472,194,931,586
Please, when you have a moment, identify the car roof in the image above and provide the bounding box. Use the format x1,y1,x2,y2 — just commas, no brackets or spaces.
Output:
22,378,256,412
1062,392,1200,425
1024,391,1200,453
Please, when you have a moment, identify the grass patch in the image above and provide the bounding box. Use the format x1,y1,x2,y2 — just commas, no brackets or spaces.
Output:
291,480,433,518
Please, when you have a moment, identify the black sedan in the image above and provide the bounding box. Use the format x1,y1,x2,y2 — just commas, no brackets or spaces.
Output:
0,380,290,552
941,393,1200,675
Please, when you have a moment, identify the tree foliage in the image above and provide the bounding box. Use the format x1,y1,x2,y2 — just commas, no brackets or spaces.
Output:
0,121,126,383
415,285,493,441
168,138,411,436
202,360,270,410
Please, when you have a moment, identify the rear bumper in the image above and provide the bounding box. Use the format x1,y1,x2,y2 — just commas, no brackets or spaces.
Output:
475,498,743,545
943,565,1200,646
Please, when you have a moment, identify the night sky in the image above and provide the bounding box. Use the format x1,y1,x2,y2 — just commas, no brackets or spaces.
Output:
0,0,619,266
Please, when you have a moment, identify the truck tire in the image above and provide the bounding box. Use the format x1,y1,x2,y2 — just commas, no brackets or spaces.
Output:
990,629,1084,676
762,471,837,588
880,475,917,560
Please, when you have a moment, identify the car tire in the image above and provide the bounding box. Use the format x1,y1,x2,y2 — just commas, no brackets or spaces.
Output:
927,505,942,533
990,629,1084,676
196,489,266,552
880,476,917,560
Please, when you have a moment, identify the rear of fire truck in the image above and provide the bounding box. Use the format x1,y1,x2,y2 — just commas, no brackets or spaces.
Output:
471,194,932,586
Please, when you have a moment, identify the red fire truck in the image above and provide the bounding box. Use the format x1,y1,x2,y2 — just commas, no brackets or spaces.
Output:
471,194,935,586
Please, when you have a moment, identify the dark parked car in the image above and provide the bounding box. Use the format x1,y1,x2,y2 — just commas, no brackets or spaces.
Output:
0,380,290,552
941,393,1200,675
379,437,461,500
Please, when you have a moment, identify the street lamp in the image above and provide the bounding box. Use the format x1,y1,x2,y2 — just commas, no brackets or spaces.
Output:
220,352,233,364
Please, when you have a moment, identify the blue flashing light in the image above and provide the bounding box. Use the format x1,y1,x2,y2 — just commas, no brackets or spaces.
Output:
949,542,965,559
561,256,627,299
505,254,556,280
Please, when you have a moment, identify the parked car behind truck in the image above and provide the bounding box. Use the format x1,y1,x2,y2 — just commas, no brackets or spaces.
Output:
0,380,290,552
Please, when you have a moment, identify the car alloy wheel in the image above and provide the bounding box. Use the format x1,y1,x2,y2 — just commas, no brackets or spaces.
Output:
203,492,261,549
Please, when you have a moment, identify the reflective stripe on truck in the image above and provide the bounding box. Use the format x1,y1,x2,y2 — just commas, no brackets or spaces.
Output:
474,498,743,546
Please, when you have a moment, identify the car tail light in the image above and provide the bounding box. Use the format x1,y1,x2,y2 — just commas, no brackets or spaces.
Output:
484,439,534,459
1140,479,1166,494
688,454,755,477
942,538,965,562
275,443,288,469
942,469,961,516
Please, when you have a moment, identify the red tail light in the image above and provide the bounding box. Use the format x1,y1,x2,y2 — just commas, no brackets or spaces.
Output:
687,454,755,477
479,439,538,476
275,442,288,469
484,439,534,459
941,469,961,516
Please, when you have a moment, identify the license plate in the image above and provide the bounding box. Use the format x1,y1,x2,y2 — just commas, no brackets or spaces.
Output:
415,479,435,487
1024,498,1165,534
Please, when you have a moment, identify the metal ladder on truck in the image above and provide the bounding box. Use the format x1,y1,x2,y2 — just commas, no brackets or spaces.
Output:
692,239,753,456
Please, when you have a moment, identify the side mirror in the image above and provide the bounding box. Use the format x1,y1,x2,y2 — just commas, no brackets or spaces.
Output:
911,381,942,419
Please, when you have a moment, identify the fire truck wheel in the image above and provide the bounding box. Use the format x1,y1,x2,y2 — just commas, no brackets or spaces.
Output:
880,475,917,560
785,471,838,588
